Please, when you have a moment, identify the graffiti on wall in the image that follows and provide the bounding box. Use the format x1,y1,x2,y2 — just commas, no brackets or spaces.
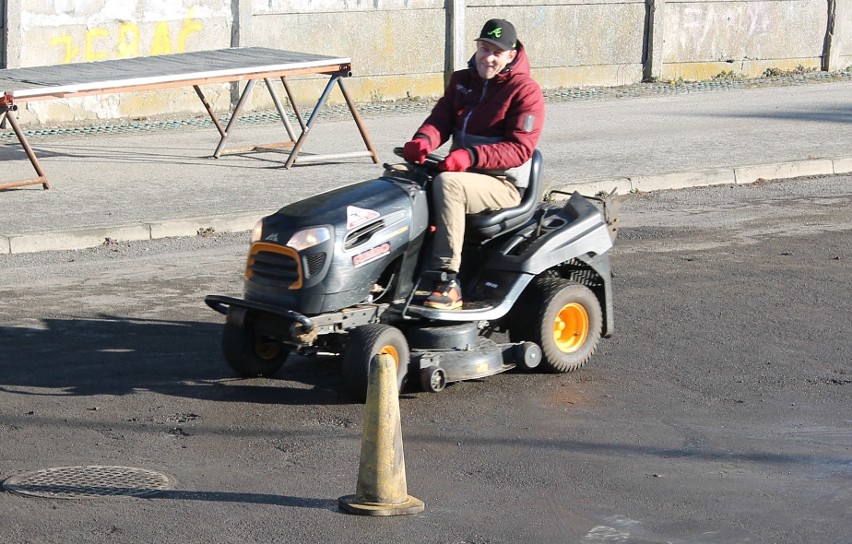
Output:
677,2,774,59
49,8,203,64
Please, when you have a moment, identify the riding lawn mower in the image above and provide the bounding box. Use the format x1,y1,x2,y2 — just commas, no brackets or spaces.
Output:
205,149,620,401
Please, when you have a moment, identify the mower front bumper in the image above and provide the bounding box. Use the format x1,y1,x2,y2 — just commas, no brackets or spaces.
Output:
204,294,314,330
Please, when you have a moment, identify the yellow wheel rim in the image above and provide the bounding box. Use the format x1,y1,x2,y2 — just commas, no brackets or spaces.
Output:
380,345,400,369
254,337,280,360
553,302,589,353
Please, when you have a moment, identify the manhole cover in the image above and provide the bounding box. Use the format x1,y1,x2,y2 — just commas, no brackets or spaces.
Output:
2,466,176,499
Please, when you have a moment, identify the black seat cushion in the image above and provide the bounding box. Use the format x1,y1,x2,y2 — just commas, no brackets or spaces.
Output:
466,149,543,240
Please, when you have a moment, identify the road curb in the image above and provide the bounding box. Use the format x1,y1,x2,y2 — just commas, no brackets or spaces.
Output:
579,157,846,197
147,211,275,240
833,157,852,174
2,158,849,255
734,159,836,184
2,211,273,255
7,224,152,255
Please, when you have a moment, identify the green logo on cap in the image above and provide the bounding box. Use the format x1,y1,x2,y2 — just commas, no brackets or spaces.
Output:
488,27,503,39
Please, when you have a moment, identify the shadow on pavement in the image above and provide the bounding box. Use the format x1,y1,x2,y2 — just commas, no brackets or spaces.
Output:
700,103,852,124
151,490,338,511
0,314,348,406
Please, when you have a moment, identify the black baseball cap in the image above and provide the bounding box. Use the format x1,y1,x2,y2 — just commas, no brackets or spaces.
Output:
476,19,517,51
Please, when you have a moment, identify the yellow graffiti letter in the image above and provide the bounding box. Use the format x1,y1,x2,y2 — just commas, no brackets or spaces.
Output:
178,7,203,52
150,22,173,55
117,22,141,58
50,35,80,64
85,28,111,62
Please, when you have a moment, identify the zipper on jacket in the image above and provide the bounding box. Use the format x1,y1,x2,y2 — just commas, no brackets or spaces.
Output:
460,80,488,148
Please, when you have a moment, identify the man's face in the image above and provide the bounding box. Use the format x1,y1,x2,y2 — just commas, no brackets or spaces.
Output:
474,40,517,80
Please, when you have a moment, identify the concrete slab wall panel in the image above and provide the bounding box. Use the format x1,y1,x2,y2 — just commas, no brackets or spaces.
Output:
830,0,852,69
250,4,447,107
661,0,827,80
468,2,647,88
14,0,233,124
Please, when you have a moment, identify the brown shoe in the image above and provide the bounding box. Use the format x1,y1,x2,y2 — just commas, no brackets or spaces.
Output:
423,279,463,310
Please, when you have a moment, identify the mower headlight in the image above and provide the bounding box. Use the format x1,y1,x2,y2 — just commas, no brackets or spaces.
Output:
286,227,330,251
250,220,264,244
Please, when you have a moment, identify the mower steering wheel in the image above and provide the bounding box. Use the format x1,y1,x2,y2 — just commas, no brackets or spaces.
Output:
392,146,443,173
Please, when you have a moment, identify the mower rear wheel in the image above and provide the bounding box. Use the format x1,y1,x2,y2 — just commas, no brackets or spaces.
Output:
522,279,602,373
342,324,410,402
221,322,289,377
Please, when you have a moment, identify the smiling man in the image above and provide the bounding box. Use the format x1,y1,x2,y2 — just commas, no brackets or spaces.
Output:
403,18,545,310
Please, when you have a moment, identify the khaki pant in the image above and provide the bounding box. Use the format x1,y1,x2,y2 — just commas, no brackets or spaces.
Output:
428,171,521,273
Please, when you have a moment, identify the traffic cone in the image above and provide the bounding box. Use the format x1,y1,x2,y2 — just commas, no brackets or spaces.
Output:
338,353,425,516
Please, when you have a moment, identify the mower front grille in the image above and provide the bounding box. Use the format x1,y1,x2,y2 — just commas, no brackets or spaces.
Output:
245,242,303,289
305,253,326,277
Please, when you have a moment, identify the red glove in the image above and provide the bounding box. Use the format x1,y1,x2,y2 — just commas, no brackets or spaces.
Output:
403,138,431,164
438,149,473,172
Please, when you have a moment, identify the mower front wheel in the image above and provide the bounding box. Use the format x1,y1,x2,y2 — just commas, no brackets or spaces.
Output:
522,279,603,373
342,324,410,402
221,322,289,377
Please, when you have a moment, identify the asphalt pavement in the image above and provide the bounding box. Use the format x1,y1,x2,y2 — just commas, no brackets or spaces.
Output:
1,74,851,254
1,172,849,543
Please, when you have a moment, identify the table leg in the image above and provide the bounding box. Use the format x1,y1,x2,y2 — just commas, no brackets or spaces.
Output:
194,85,226,138
265,78,298,143
283,75,380,169
336,77,379,165
213,79,256,158
0,107,51,190
284,75,339,169
281,77,307,133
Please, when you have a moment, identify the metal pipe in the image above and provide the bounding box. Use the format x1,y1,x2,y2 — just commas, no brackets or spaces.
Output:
284,75,338,169
0,106,51,190
193,85,226,138
280,77,307,132
213,79,256,158
291,151,376,164
265,77,298,142
335,77,379,165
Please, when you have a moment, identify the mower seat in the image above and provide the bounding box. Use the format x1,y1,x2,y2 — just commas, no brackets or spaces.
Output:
466,149,543,241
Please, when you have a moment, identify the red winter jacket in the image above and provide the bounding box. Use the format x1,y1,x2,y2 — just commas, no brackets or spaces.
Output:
413,42,545,175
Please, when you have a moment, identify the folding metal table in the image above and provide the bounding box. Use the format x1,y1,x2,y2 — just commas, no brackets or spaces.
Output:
0,47,379,190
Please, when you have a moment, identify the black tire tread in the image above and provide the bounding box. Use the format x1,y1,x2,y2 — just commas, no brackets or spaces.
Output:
342,324,409,402
514,278,602,373
221,322,288,377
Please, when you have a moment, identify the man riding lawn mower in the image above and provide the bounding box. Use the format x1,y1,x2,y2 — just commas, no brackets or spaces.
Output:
205,18,620,401
205,148,620,401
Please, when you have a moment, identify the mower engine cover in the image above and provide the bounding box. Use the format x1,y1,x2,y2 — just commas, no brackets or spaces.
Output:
244,176,429,315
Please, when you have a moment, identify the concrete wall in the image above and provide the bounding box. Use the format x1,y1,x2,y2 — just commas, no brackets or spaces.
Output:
249,0,448,105
658,0,828,80
8,0,234,124
469,1,648,88
15,0,229,66
828,0,852,69
2,0,849,126
248,0,647,102
0,0,6,66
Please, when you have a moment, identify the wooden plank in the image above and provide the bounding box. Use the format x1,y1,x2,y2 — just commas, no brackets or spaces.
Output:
0,47,351,101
